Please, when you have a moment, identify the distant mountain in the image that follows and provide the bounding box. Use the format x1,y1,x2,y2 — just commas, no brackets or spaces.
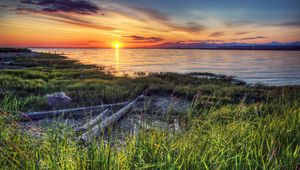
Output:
153,41,300,50
264,41,283,46
289,41,300,45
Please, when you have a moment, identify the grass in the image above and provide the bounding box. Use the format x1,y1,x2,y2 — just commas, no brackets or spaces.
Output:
0,51,299,169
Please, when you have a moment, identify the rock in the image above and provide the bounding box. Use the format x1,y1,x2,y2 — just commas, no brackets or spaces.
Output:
46,92,72,107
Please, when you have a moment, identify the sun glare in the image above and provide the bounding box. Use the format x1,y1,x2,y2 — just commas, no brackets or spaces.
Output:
113,41,121,49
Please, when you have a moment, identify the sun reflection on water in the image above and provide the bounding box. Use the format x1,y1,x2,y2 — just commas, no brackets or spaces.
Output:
115,48,119,72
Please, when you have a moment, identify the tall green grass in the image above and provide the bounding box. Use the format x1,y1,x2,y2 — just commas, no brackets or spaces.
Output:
0,93,299,169
0,93,30,112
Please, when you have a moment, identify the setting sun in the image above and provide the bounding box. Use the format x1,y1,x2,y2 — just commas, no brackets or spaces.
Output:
113,41,122,49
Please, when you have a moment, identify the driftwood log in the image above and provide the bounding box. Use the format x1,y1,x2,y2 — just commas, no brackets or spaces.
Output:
79,95,144,142
75,108,112,133
20,102,129,121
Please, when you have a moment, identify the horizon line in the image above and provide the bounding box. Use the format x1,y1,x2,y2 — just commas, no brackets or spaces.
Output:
1,47,300,51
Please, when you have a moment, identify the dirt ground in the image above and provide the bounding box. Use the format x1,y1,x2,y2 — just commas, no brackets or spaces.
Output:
18,94,191,142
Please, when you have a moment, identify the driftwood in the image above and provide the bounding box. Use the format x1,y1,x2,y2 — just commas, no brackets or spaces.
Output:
174,119,181,132
20,102,129,121
79,95,144,142
75,108,112,133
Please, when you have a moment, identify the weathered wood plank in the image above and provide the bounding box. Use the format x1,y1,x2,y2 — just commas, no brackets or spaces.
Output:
79,95,143,142
20,102,129,121
75,108,112,133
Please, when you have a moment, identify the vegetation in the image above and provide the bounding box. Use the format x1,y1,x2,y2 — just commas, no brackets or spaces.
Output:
0,48,32,53
0,51,299,169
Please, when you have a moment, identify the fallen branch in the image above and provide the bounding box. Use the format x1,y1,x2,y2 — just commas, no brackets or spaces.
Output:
79,95,144,142
75,108,112,133
20,102,129,121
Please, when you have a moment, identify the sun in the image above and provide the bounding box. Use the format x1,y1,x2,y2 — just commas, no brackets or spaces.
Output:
113,41,122,49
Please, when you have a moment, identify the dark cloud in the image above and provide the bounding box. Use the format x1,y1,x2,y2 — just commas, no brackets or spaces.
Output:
87,40,100,43
184,22,205,32
235,31,252,35
123,35,164,43
273,20,300,27
20,0,100,14
13,7,41,14
232,36,267,41
177,39,225,44
50,15,113,30
209,31,225,37
0,4,7,8
13,7,113,30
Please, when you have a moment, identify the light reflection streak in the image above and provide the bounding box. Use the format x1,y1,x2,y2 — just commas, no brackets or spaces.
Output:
115,48,119,72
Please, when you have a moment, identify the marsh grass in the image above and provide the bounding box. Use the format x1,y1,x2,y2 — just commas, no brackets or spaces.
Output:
0,52,299,169
0,95,299,169
0,54,262,111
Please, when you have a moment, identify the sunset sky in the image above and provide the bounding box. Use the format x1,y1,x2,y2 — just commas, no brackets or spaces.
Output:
0,0,299,48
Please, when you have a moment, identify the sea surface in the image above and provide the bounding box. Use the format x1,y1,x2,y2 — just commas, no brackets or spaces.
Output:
31,48,300,86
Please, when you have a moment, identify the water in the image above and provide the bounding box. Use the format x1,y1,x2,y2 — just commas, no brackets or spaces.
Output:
31,48,300,85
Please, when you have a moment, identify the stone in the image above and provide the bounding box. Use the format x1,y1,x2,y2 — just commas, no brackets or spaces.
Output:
46,92,72,107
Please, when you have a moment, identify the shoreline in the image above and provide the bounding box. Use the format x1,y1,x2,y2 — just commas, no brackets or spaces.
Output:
30,48,300,87
1,49,300,88
18,46,300,51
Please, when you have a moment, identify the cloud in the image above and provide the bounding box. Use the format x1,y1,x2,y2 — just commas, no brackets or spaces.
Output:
119,4,205,33
87,40,101,43
183,22,205,32
225,20,253,27
13,7,40,14
15,1,206,34
123,4,170,21
231,36,267,41
177,39,225,44
13,7,113,30
235,31,251,35
226,18,300,29
123,35,164,43
20,0,100,14
48,14,113,30
209,31,225,37
273,20,300,27
153,20,205,33
153,40,226,49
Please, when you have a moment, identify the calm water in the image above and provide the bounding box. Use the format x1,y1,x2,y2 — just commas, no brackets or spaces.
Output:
32,48,300,85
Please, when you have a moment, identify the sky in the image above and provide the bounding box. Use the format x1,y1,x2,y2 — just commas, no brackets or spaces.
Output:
0,0,299,48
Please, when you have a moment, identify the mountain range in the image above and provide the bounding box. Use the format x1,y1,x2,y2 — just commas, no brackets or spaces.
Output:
153,41,300,50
